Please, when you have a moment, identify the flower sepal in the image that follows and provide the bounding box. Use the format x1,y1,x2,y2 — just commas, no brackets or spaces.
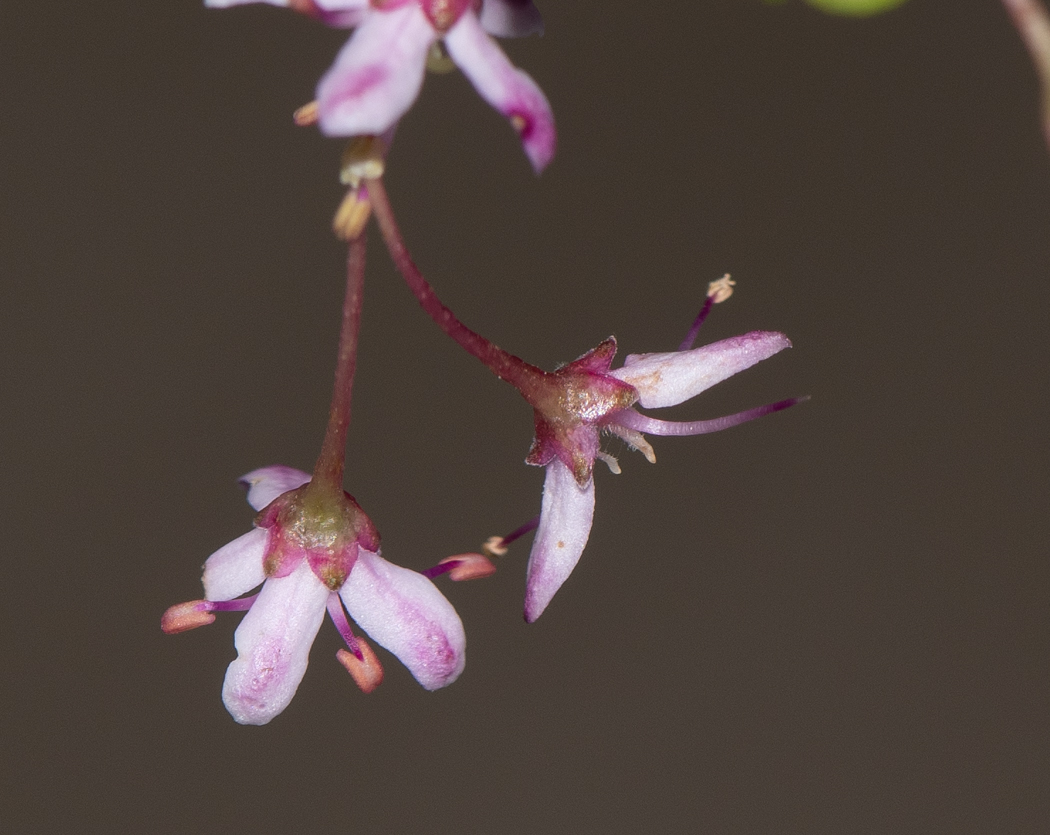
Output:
254,480,380,590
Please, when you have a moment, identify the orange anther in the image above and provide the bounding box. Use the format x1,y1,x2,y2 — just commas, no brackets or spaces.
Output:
336,639,384,694
293,101,320,127
439,552,497,581
161,600,216,634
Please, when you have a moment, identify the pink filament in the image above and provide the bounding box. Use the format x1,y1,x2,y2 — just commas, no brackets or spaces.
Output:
611,398,806,437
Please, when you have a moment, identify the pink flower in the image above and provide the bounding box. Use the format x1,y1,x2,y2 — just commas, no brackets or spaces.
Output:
521,331,798,622
163,465,466,725
206,0,555,171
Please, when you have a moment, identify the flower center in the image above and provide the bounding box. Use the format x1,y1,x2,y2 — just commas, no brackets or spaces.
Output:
258,484,379,590
420,0,473,32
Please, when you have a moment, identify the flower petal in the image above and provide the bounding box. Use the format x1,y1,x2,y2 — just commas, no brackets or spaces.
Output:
240,465,311,511
340,549,466,690
443,10,555,172
610,331,792,409
205,0,288,7
222,561,330,725
202,527,269,601
523,458,595,623
312,0,371,28
316,5,434,138
479,0,543,37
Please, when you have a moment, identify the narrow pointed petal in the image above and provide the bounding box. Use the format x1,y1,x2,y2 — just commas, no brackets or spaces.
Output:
443,11,556,172
240,465,311,511
222,561,330,725
610,331,791,409
340,549,466,690
202,527,269,601
316,6,434,138
524,458,595,623
479,0,544,37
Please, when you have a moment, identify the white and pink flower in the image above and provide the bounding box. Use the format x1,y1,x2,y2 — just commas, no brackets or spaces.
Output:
163,465,466,724
207,0,556,171
519,331,798,622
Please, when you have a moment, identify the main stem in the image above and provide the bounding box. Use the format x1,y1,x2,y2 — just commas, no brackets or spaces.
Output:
312,234,367,491
366,177,544,391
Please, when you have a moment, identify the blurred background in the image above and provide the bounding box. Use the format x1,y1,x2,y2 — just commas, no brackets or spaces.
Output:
4,0,1049,831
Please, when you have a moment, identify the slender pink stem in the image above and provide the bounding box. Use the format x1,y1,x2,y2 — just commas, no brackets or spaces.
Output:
312,235,367,490
366,177,544,390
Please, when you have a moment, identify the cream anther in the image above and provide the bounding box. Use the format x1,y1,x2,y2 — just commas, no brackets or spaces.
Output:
333,189,372,241
707,274,736,304
482,536,509,558
340,136,386,188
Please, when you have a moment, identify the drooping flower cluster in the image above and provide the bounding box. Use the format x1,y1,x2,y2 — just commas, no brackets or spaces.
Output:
165,2,804,725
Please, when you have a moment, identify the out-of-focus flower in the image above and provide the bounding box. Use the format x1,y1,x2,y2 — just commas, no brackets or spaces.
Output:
1002,0,1050,153
162,465,465,725
206,0,555,171
519,331,797,622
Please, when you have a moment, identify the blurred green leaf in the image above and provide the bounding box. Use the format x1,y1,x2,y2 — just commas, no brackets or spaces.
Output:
802,0,910,15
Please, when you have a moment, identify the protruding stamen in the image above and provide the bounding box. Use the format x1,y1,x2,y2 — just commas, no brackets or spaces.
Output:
161,600,216,634
707,274,736,304
606,422,656,463
293,101,320,127
337,639,384,694
333,188,372,241
483,536,509,558
595,450,622,474
679,274,735,351
436,553,498,581
340,136,386,188
487,515,541,556
326,593,363,658
613,397,808,437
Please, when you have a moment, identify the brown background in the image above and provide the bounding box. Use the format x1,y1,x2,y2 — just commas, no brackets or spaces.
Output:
4,0,1050,832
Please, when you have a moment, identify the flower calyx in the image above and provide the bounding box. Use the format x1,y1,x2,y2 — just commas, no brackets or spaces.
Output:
521,337,639,485
255,481,380,591
419,0,475,33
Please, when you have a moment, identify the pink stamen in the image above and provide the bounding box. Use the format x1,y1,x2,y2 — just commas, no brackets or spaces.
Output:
497,515,540,548
678,295,715,352
208,595,258,612
611,397,807,437
326,593,363,660
336,640,384,694
161,594,260,634
425,553,497,581
161,600,215,634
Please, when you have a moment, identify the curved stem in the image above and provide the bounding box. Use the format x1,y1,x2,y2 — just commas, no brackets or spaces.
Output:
312,235,367,490
366,176,544,390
